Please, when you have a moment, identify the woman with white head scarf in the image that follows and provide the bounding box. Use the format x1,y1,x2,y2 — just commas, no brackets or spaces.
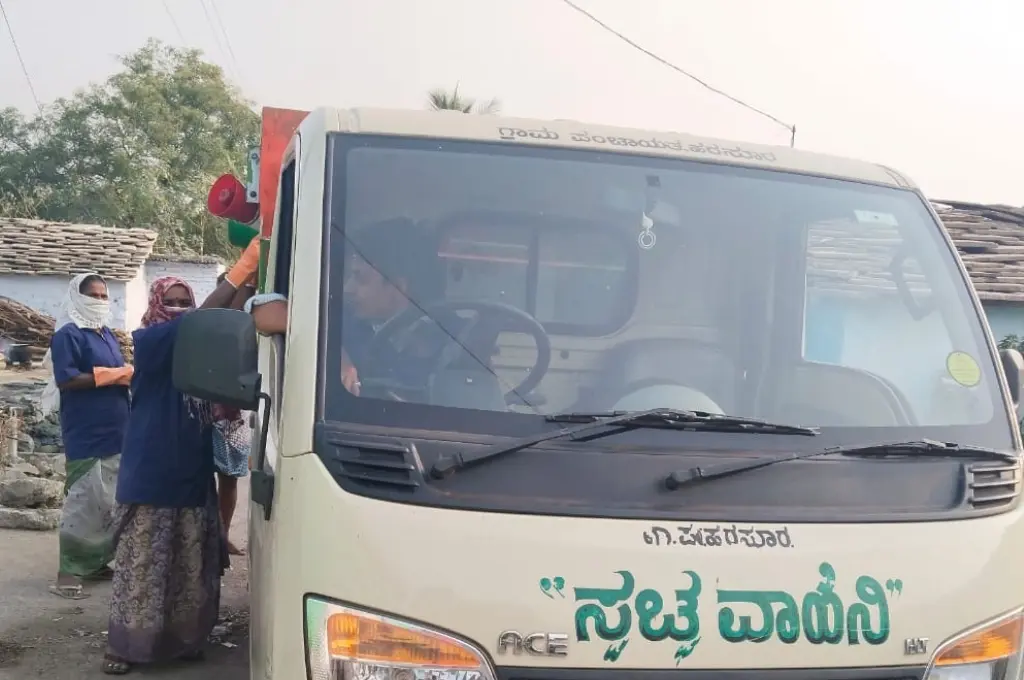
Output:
44,273,133,600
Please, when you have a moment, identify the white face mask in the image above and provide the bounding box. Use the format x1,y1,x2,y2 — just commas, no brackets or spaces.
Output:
81,297,110,319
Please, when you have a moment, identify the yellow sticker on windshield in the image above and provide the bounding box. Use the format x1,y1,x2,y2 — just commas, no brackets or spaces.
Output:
946,351,981,387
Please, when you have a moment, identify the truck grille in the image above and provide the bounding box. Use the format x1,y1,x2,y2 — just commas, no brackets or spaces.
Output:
322,436,419,491
968,460,1021,509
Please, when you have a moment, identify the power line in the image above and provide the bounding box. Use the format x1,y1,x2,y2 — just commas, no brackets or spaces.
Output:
161,0,187,44
195,0,227,57
207,0,243,78
0,0,40,112
559,0,796,146
196,0,244,86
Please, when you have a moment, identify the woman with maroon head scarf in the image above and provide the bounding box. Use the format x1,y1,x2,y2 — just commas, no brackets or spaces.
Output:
103,276,225,674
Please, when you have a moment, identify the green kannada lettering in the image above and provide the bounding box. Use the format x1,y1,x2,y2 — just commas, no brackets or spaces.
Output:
718,562,895,646
674,636,700,665
574,570,635,642
718,590,800,643
635,570,702,642
556,563,895,662
801,562,844,644
846,575,890,645
603,638,629,662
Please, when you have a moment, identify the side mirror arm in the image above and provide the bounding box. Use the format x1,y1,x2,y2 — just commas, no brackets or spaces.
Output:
250,392,275,521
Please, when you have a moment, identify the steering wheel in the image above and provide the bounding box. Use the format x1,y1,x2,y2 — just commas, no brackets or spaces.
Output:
358,300,552,404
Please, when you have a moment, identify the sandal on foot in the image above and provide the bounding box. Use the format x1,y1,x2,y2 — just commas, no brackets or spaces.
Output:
49,584,89,600
84,566,115,581
102,656,131,675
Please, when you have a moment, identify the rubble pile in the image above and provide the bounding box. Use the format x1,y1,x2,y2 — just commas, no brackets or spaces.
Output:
0,296,133,363
0,379,65,530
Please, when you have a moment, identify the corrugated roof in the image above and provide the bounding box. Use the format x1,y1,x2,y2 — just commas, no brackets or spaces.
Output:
147,253,223,265
806,218,926,299
0,218,158,281
938,203,1024,302
2,203,1022,300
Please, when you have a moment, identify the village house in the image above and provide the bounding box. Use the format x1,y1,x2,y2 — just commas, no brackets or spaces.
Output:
0,217,223,331
939,202,1024,343
1,207,1022,338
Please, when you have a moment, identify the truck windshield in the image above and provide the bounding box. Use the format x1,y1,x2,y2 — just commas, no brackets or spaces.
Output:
321,135,1012,449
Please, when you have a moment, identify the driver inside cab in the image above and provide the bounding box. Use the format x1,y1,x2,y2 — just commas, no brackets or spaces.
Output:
233,218,441,396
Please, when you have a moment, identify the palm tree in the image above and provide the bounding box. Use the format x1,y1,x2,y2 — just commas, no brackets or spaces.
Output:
427,84,501,115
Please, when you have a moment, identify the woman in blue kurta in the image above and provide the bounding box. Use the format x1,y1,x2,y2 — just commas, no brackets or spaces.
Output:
43,273,132,599
104,276,228,675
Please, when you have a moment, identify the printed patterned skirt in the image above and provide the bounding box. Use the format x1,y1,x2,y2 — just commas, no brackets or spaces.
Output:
106,497,229,664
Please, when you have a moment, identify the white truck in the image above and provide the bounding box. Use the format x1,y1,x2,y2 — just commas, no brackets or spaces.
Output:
178,106,1024,680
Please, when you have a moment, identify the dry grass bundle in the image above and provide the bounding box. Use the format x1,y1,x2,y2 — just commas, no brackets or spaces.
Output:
0,296,133,363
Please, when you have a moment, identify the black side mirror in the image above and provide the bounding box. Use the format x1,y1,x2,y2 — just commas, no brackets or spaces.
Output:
173,309,261,410
999,348,1023,408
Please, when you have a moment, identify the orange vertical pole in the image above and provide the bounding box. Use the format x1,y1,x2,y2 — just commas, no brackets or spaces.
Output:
257,108,309,238
255,108,308,290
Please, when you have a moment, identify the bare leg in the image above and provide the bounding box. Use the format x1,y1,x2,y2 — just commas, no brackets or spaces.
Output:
217,474,243,555
56,571,81,587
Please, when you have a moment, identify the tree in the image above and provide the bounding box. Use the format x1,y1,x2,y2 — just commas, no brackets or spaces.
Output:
0,39,259,257
426,84,501,115
999,334,1024,353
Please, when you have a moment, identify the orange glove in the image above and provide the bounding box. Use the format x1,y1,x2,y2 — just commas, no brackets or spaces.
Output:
225,236,262,288
94,366,134,387
341,349,360,396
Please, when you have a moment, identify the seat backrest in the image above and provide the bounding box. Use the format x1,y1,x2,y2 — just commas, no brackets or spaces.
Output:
756,362,910,426
578,338,738,412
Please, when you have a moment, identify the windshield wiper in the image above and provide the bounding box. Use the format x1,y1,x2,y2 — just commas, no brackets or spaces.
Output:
549,409,819,436
664,438,1020,490
430,408,817,480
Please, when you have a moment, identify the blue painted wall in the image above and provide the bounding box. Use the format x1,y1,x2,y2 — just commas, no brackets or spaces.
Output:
803,299,1022,421
804,297,956,415
806,300,1024,367
982,303,1024,345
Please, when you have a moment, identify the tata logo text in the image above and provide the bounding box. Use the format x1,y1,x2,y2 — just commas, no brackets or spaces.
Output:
496,631,569,657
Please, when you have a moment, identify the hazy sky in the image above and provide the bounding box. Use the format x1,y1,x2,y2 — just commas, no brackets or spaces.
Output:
2,0,1021,205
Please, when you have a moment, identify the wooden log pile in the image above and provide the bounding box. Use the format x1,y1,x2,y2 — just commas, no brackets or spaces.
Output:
0,296,133,363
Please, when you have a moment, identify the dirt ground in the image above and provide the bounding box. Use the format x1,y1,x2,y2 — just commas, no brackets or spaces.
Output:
0,481,251,679
0,365,48,385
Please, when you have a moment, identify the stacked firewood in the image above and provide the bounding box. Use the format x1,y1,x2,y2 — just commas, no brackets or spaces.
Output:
0,296,133,364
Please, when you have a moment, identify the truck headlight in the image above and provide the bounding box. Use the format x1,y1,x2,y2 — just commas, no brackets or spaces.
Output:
926,609,1024,680
305,596,496,680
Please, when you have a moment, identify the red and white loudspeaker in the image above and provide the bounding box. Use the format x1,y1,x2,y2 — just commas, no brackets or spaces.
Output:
206,173,258,224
